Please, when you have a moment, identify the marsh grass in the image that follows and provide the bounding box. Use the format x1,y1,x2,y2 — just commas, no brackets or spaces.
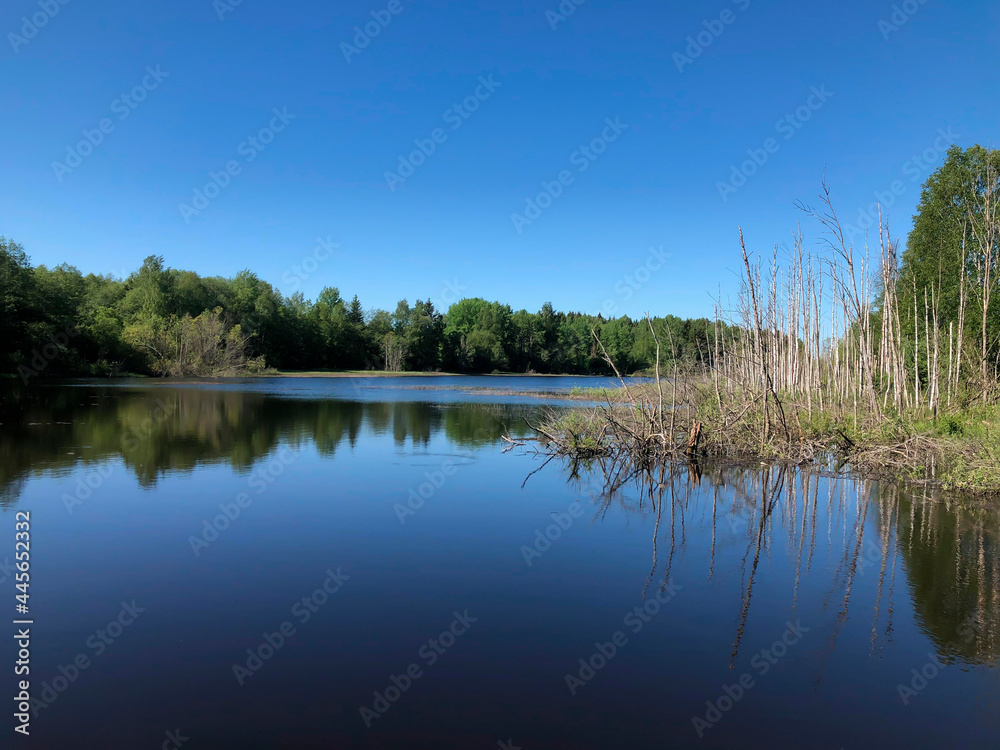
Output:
512,178,1000,494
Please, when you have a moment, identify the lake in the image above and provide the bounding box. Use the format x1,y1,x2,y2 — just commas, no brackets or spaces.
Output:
2,377,998,748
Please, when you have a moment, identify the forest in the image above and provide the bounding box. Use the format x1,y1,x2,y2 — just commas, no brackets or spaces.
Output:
0,237,722,379
530,145,1000,491
3,145,997,391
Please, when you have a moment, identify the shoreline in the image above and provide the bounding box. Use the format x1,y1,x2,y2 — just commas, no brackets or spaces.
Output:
3,371,633,383
522,382,1000,496
265,370,625,378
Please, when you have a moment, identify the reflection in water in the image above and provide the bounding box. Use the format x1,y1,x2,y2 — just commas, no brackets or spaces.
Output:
3,381,998,689
558,456,1000,669
0,383,537,507
895,484,1000,664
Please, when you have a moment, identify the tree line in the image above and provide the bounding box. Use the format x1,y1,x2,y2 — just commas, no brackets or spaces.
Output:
6,144,992,385
532,144,1000,497
0,242,724,379
717,143,1000,441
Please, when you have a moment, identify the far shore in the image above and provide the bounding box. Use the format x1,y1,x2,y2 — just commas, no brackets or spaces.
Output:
4,371,643,382
266,370,627,378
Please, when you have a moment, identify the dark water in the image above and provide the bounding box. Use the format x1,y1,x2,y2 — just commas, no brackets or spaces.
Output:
1,378,998,749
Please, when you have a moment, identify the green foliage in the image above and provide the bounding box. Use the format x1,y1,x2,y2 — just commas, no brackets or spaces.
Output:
899,145,1000,363
902,147,998,310
0,238,733,378
0,237,38,369
940,416,965,437
123,308,265,376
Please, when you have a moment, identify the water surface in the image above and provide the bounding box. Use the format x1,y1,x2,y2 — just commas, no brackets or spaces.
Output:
2,377,998,748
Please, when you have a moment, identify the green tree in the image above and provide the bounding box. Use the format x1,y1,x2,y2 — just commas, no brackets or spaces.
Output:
0,237,39,368
901,146,1000,325
405,300,444,371
120,255,174,321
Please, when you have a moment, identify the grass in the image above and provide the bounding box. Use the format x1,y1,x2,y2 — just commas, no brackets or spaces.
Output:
568,385,628,399
533,381,1000,495
270,370,614,378
270,369,462,377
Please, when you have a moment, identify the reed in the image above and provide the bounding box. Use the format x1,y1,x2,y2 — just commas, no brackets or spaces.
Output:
512,177,1000,493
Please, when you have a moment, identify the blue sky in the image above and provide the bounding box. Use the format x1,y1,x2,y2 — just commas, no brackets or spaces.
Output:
2,0,997,319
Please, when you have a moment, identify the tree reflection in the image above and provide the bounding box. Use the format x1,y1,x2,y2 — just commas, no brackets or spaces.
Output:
0,383,538,507
564,456,1000,667
893,485,1000,664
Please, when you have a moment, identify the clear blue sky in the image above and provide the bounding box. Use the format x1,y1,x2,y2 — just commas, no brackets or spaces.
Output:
2,0,997,319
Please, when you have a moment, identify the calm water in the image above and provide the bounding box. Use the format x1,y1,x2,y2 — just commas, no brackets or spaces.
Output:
2,377,999,748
